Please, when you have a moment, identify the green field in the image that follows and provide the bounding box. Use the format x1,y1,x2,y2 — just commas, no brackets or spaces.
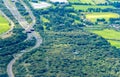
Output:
72,5,115,11
85,12,120,23
109,0,120,2
80,0,94,4
69,0,107,4
41,16,50,23
91,29,120,48
0,15,10,34
68,0,80,3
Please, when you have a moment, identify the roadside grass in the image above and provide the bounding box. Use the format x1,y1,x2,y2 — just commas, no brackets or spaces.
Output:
72,5,115,11
0,15,10,34
90,29,120,48
85,12,120,23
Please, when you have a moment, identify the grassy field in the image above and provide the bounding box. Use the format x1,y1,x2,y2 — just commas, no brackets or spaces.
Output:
80,0,94,4
109,0,120,2
0,15,10,34
91,29,120,48
72,5,115,11
41,16,50,23
68,0,106,4
85,12,120,23
68,0,80,3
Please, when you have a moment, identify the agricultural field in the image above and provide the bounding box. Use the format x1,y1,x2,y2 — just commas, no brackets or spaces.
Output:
91,29,120,48
109,0,120,2
50,0,68,3
72,5,115,11
92,0,107,4
68,0,107,4
80,0,95,4
0,15,10,34
68,0,80,3
85,12,120,23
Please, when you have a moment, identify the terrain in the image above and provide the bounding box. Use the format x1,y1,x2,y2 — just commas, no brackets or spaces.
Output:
0,0,120,77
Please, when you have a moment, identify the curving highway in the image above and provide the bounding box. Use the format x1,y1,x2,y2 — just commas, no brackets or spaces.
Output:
3,0,42,77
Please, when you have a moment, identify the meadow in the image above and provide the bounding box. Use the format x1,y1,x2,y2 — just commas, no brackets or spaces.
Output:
69,0,107,4
85,12,120,23
41,16,50,23
68,0,80,3
0,15,10,34
91,29,120,48
72,5,115,11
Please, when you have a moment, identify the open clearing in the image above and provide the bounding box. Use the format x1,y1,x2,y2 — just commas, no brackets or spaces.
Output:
91,29,120,48
50,0,68,3
30,2,51,9
41,16,50,23
0,15,10,34
72,5,115,11
85,12,120,22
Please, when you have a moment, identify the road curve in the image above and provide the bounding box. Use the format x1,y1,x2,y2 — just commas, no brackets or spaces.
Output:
3,0,42,77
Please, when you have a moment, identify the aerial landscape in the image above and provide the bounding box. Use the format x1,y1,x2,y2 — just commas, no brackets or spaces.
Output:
0,0,120,77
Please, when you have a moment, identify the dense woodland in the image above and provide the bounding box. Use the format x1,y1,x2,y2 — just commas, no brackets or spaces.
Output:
0,0,120,76
12,1,120,77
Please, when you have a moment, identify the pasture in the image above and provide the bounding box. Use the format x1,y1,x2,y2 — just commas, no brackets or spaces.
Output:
69,0,107,4
91,29,120,48
72,5,115,11
0,15,10,34
85,12,120,23
68,0,80,3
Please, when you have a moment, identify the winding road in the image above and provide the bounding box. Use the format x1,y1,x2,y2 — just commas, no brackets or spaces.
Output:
3,0,42,77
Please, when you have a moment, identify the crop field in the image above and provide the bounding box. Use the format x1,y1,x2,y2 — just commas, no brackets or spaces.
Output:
0,15,10,34
72,5,115,11
91,29,120,48
85,12,120,23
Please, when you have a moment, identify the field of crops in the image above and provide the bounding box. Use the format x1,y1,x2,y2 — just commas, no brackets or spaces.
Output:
85,12,120,23
91,29,120,48
0,15,10,34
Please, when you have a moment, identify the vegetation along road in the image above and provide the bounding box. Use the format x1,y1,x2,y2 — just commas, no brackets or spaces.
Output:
0,10,14,37
3,0,42,77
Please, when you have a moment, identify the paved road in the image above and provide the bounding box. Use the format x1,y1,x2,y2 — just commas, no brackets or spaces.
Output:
3,0,42,77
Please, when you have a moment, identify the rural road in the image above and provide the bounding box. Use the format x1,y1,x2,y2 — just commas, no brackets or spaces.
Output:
3,0,42,77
